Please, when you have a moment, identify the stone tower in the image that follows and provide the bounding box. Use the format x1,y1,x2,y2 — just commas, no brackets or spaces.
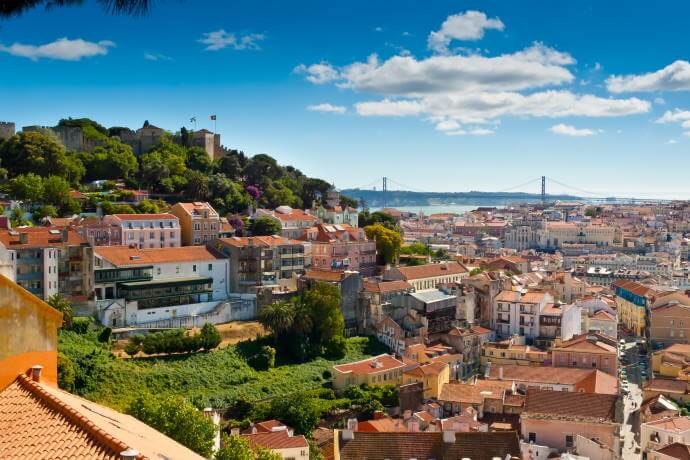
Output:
0,122,16,140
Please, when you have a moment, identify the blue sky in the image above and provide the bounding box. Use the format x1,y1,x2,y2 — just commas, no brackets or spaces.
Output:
2,0,690,198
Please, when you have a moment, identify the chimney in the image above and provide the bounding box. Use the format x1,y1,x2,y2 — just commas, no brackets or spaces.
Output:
203,407,221,453
19,233,28,244
61,229,69,242
120,449,139,460
346,418,358,432
442,430,456,444
30,365,43,382
498,366,503,380
230,427,240,436
407,419,420,432
342,428,355,441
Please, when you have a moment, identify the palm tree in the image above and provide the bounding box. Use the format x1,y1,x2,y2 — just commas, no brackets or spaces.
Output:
47,293,73,329
1,0,152,18
258,300,295,342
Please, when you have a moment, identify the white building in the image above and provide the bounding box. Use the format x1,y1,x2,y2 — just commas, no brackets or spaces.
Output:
640,416,690,453
102,213,181,249
492,289,555,339
93,245,254,327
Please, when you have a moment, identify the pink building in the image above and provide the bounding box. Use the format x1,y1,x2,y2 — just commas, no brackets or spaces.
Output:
68,216,123,246
301,224,377,276
521,389,621,454
102,213,181,249
551,332,618,375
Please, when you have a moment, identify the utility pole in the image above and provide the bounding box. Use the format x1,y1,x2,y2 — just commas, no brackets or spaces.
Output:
541,176,546,203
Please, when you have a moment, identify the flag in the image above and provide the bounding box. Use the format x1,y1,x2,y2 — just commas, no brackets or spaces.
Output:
210,115,217,120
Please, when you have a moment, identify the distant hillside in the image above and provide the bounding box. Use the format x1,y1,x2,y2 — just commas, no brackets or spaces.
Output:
341,189,581,208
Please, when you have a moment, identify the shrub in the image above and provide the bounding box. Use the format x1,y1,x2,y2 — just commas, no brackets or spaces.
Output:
198,323,221,350
124,340,142,357
57,352,75,391
247,345,276,371
70,317,94,334
322,370,332,380
97,327,112,343
324,336,347,359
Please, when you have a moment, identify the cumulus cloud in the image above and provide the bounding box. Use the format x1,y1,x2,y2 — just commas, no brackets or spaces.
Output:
334,43,575,96
306,103,346,114
606,60,690,93
355,91,649,124
435,119,461,131
294,62,339,84
428,10,504,53
655,109,690,124
198,30,265,51
0,37,114,61
549,123,597,137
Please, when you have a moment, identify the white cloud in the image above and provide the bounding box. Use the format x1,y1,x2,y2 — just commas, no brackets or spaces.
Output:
294,62,339,84
593,62,602,71
655,109,690,124
548,123,597,137
333,43,576,96
606,60,690,93
667,139,678,144
306,103,346,114
144,52,173,61
428,10,504,53
198,30,265,51
374,26,383,32
435,119,461,131
355,99,424,117
355,90,649,124
0,37,114,61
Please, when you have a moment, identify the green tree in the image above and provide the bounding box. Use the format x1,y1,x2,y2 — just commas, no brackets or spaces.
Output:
186,146,213,173
139,138,188,192
9,173,44,204
198,323,222,350
127,394,216,457
10,207,30,227
358,210,399,230
302,282,344,347
364,224,402,265
0,131,82,180
47,293,73,329
185,169,211,200
82,139,138,181
258,300,296,342
136,199,161,214
33,204,58,222
469,267,483,276
249,216,282,236
42,175,72,207
215,434,282,460
57,352,76,391
255,393,321,436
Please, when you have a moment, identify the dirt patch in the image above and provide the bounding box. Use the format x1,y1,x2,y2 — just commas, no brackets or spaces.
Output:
112,321,266,357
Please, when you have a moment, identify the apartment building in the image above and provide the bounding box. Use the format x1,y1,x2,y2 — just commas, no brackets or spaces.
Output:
650,295,690,346
0,227,93,301
302,224,376,276
640,416,690,454
102,213,181,248
551,332,618,375
491,289,555,339
93,245,235,327
170,202,221,246
215,236,306,294
384,262,468,291
332,354,406,391
255,206,319,239
70,216,123,246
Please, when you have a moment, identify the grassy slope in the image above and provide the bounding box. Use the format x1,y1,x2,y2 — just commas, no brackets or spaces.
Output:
59,330,386,412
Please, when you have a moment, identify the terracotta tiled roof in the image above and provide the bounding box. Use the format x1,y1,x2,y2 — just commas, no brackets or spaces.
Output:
243,429,309,450
111,213,177,220
218,236,302,247
495,289,548,303
395,262,467,280
0,227,85,249
0,374,204,459
337,430,521,460
363,280,413,293
644,378,689,394
653,442,690,460
488,364,617,394
644,415,690,432
95,245,224,266
591,310,616,321
552,333,617,354
357,418,408,433
303,270,350,282
439,381,513,404
333,354,405,375
523,388,618,422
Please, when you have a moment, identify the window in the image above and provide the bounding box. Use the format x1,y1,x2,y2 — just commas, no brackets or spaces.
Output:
565,435,573,448
529,432,536,443
193,265,197,272
208,264,212,271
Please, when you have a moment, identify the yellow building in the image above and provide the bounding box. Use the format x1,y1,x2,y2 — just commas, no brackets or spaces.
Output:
332,354,406,391
170,202,221,246
403,361,450,399
613,280,677,336
480,338,548,369
652,344,690,379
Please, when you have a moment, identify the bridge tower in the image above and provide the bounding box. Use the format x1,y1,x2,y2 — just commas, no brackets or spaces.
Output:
541,176,546,202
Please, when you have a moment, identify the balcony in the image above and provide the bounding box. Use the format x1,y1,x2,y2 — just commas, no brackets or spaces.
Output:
497,316,510,324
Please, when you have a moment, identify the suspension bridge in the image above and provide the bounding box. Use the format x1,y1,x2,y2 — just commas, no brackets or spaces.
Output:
341,176,680,207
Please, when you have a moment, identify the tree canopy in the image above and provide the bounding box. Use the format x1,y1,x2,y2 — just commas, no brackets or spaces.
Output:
364,224,403,265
